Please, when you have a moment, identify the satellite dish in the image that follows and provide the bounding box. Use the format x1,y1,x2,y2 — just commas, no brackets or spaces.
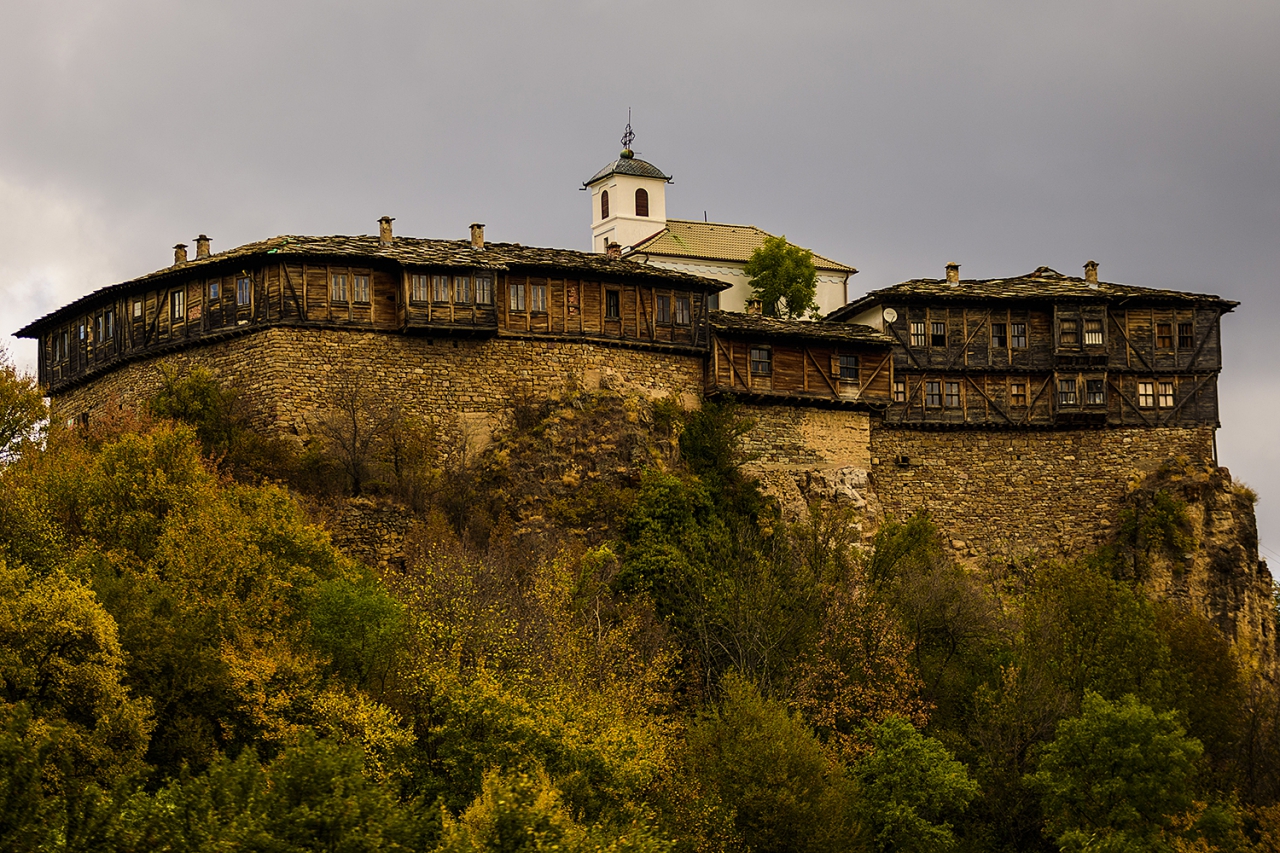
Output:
883,308,898,323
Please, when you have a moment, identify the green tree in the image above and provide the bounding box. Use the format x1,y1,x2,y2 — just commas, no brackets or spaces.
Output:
743,235,818,319
1027,692,1202,853
683,672,862,853
853,716,978,853
0,347,44,465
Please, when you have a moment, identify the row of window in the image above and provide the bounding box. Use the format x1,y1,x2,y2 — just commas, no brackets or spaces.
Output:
600,188,649,220
746,349,860,381
409,274,495,306
892,377,1178,409
906,318,1194,350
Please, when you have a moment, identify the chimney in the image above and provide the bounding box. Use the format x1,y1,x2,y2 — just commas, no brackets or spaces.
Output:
605,240,622,259
378,216,395,246
173,243,188,265
1084,260,1099,286
746,298,763,315
945,262,960,284
470,222,485,249
195,234,211,259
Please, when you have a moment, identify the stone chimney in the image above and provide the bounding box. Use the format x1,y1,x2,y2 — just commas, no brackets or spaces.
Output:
746,298,763,315
1084,260,1099,287
945,262,960,284
378,216,395,246
605,240,622,259
173,243,188,265
470,223,485,249
195,234,211,259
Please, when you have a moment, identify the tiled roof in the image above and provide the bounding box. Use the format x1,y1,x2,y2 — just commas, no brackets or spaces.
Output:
583,153,672,186
16,234,729,336
628,220,856,274
828,266,1238,322
710,311,892,346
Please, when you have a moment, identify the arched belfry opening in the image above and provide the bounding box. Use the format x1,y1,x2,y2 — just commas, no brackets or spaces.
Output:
583,116,670,253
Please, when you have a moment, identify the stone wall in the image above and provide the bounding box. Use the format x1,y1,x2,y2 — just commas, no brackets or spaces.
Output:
737,405,872,469
868,424,1216,560
52,327,707,445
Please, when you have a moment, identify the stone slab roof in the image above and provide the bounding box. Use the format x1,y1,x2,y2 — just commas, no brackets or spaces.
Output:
583,154,672,186
628,219,856,274
17,234,730,337
828,266,1238,322
710,310,892,346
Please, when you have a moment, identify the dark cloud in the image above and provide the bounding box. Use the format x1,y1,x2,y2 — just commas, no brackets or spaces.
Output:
2,0,1277,556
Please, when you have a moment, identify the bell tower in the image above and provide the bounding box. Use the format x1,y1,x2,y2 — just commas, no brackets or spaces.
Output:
583,118,671,253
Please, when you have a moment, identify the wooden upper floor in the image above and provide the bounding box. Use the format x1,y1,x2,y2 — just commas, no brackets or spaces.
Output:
17,230,728,393
828,265,1237,428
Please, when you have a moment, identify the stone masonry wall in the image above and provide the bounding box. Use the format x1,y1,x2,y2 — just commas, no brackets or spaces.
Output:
52,327,706,446
869,424,1217,560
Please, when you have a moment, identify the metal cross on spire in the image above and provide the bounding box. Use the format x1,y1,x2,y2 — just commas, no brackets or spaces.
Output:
620,108,635,153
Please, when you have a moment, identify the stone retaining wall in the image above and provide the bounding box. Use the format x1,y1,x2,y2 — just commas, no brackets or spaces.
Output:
869,424,1216,559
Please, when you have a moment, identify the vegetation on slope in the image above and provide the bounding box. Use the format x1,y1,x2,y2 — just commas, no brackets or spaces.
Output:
1,359,1280,852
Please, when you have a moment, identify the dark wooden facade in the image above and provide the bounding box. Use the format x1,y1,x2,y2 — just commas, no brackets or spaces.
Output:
828,266,1237,428
20,234,723,394
706,312,893,406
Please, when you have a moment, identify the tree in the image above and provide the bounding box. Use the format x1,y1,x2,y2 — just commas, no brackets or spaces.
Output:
852,716,978,853
743,235,819,319
1027,692,1202,852
0,346,45,464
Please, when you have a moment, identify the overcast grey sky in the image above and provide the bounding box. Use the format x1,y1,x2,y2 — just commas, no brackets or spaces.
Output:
2,0,1277,559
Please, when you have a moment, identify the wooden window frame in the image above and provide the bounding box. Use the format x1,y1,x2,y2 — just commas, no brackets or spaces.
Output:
133,300,143,318
1059,319,1079,346
656,294,672,325
1011,322,1027,348
991,322,1007,349
209,279,221,302
1156,323,1174,349
1086,378,1106,405
352,273,371,304
330,272,349,303
509,281,526,312
749,346,772,377
1138,381,1155,408
925,380,942,407
836,354,859,381
893,378,906,402
1011,381,1027,407
1084,318,1104,346
432,274,449,303
1058,377,1078,406
944,381,961,408
236,276,251,307
1158,381,1174,408
930,320,946,348
454,274,472,304
605,289,621,320
410,274,430,303
910,320,926,347
1178,322,1194,349
531,283,548,313
476,274,494,305
674,295,691,326
170,289,186,322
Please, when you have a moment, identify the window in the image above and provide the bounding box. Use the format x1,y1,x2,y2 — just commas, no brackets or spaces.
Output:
991,322,1007,348
1011,382,1027,407
708,292,720,311
635,188,649,217
1059,319,1079,346
353,274,370,303
95,315,103,343
133,300,142,319
674,295,691,325
750,347,772,376
837,354,859,381
1158,381,1174,407
1087,379,1106,405
893,379,906,402
236,276,251,306
600,190,609,220
454,275,471,303
1178,322,1194,349
531,283,547,312
79,322,86,341
509,282,526,311
53,330,68,362
931,321,946,347
104,309,114,339
1156,323,1173,349
656,294,671,324
1011,322,1027,348
411,274,429,302
209,279,220,301
945,381,961,408
476,274,494,305
605,290,620,319
910,321,926,347
925,380,942,407
171,289,185,321
432,275,449,302
330,273,348,303
1138,381,1155,407
1084,319,1103,346
1058,378,1078,406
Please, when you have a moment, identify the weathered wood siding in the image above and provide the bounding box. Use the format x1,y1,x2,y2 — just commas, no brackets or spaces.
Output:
709,335,892,404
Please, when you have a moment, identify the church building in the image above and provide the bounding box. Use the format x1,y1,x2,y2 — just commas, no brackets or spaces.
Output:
583,125,857,316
